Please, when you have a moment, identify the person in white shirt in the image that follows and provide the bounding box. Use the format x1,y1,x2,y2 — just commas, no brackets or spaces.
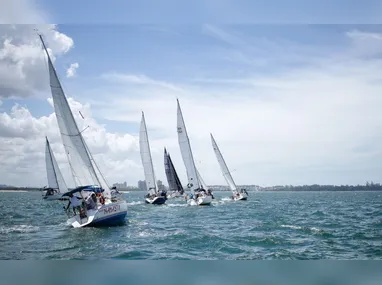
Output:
66,193,82,215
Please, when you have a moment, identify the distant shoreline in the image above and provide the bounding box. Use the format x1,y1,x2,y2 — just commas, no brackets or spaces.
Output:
0,189,381,192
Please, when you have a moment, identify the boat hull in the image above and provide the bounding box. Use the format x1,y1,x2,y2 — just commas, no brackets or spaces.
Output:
145,196,166,204
187,195,212,206
67,200,128,228
197,195,212,205
233,192,248,201
166,192,184,199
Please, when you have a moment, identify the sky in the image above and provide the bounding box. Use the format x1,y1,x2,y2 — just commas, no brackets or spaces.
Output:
1,1,382,187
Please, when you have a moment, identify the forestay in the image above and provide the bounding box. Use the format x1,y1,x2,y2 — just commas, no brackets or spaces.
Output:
196,169,208,190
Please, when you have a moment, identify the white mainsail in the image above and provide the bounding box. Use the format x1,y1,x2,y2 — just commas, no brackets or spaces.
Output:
39,34,111,199
45,137,68,193
176,99,202,192
210,133,237,192
139,112,157,195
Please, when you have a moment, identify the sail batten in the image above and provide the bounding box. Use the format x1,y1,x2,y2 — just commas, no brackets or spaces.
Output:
176,99,203,192
211,134,237,192
39,34,110,198
139,112,157,195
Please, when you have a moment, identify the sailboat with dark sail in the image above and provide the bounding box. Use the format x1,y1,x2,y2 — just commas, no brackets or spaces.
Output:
164,148,184,199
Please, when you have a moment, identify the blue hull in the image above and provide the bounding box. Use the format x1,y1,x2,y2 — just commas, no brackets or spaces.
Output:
88,211,127,227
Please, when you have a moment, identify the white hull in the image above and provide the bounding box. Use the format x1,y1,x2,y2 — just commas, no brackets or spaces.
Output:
187,194,212,206
198,195,212,205
167,191,184,199
232,192,248,201
66,200,127,228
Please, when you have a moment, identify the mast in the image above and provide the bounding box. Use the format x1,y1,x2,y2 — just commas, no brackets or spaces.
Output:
38,33,104,191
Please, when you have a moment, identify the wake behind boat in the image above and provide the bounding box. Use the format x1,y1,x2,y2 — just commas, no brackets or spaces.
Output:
39,33,127,227
42,137,68,201
164,148,184,199
211,134,248,201
176,99,212,206
140,112,167,205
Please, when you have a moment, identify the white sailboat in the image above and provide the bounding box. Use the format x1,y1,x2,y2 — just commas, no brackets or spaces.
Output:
164,148,184,199
176,99,212,206
140,112,167,204
210,134,248,201
42,137,69,201
39,34,127,228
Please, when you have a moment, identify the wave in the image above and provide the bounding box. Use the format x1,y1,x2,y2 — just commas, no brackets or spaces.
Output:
0,225,39,234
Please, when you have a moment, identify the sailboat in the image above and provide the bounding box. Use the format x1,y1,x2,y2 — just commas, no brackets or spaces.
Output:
39,34,127,228
164,148,184,199
42,137,69,201
210,134,248,201
176,99,212,206
140,112,167,204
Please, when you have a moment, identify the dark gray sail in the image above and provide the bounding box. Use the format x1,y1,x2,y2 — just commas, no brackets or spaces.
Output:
164,148,184,194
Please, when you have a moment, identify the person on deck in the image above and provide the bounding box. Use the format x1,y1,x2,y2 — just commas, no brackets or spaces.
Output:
85,193,97,210
66,193,82,215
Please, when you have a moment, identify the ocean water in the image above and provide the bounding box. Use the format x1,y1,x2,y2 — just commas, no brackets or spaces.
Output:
0,190,381,260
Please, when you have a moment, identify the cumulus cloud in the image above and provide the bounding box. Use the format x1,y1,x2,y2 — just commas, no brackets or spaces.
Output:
2,21,382,188
0,24,74,98
88,29,382,187
66,62,79,78
0,97,140,187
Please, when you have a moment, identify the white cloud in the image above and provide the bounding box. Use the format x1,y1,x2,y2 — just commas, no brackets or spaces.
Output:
0,97,141,187
0,0,48,24
88,29,382,186
0,24,75,98
202,24,245,46
346,30,382,41
2,21,382,188
101,72,184,92
66,62,79,78
346,29,382,57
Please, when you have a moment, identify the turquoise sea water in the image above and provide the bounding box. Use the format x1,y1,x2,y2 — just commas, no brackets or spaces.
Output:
0,190,381,260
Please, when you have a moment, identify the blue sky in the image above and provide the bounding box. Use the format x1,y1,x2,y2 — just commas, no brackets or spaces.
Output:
39,0,382,24
1,1,382,187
